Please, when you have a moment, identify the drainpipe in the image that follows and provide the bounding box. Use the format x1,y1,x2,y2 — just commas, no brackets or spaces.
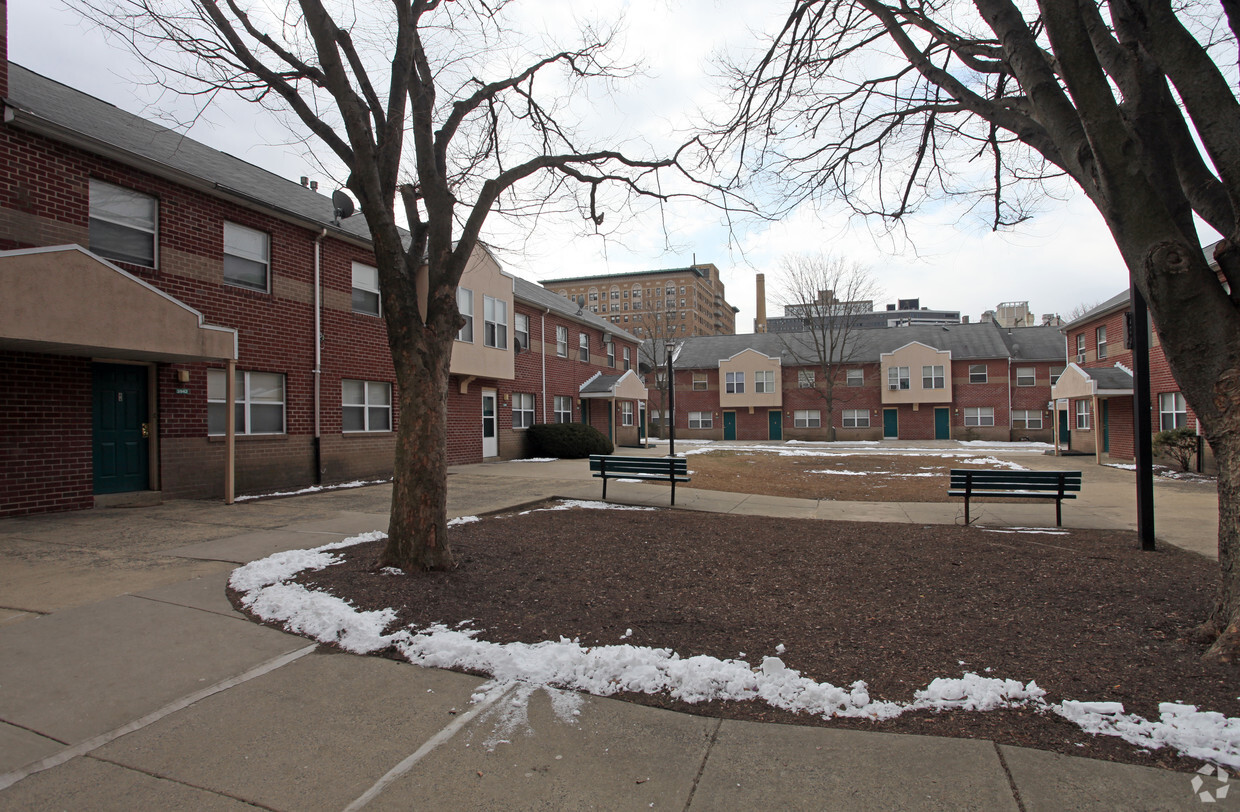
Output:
313,228,326,484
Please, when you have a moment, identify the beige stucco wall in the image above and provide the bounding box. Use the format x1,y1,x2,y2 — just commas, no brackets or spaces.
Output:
880,342,952,405
0,247,236,361
1050,363,1096,400
444,249,516,380
612,370,649,402
718,348,782,408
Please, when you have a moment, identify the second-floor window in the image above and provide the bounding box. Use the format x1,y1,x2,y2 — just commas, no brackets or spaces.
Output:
352,262,380,316
483,295,507,349
921,365,945,389
556,326,568,357
623,347,631,371
223,222,269,291
725,371,745,394
578,333,589,362
514,313,529,352
755,370,775,393
799,370,816,388
1096,325,1108,359
969,364,988,384
888,366,910,390
606,341,615,368
846,369,863,386
1016,367,1036,387
1076,334,1086,363
457,288,474,342
89,180,158,268
693,373,708,391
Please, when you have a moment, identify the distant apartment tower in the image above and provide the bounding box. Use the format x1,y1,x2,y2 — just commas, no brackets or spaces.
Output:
764,292,961,332
541,264,738,338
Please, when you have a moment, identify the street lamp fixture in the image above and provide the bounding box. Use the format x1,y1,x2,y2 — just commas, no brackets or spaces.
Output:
665,340,676,459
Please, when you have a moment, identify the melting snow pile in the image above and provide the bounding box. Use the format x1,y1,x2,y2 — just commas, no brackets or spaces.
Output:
228,518,1240,769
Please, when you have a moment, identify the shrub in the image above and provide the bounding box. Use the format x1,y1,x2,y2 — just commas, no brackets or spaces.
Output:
526,422,613,458
1153,426,1198,471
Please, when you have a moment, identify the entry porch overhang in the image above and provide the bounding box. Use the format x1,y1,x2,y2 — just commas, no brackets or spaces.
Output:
0,245,237,363
1051,362,1134,401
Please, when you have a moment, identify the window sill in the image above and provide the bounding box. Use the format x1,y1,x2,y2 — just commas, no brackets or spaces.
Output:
207,433,289,442
342,430,394,437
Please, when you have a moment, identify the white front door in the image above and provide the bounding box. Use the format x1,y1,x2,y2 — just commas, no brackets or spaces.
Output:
482,389,498,458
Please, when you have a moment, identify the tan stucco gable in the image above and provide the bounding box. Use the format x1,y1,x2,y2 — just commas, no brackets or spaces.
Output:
880,341,952,404
1051,363,1096,400
445,247,516,381
0,245,236,362
718,347,781,408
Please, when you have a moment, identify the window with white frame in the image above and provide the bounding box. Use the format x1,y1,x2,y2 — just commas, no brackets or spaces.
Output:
341,380,392,432
554,395,574,423
842,409,869,428
755,370,775,393
1159,392,1188,430
352,262,380,316
89,180,158,268
1096,325,1107,359
512,393,535,428
1076,333,1086,363
457,288,474,342
888,366,910,390
514,313,529,352
621,401,634,426
207,369,285,435
1016,367,1036,387
1076,400,1091,429
688,411,713,429
623,346,631,371
606,340,615,368
692,373,708,391
846,369,863,386
725,371,745,394
794,409,821,428
222,222,269,291
1012,409,1042,430
969,364,988,384
964,406,995,427
798,370,816,388
483,295,508,349
578,333,589,362
556,325,568,357
921,365,945,389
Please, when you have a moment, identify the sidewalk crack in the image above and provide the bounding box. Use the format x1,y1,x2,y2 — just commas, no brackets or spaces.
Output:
993,741,1027,812
683,717,722,811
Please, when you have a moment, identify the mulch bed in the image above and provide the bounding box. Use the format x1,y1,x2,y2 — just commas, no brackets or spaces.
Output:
268,505,1238,773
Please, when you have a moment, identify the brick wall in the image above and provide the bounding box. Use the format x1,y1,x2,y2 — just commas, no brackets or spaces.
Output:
0,351,94,517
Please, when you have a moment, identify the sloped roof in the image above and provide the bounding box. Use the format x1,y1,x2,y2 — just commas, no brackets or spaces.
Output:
7,65,375,243
1062,290,1130,330
998,325,1069,361
1085,366,1134,391
580,373,624,394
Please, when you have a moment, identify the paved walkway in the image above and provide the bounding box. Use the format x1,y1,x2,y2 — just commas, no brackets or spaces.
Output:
0,444,1223,810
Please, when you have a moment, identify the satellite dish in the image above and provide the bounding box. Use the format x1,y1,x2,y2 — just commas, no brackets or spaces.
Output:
332,190,355,220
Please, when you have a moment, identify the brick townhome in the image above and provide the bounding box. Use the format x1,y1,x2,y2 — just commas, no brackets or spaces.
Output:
0,25,641,517
1051,289,1212,470
658,322,1065,442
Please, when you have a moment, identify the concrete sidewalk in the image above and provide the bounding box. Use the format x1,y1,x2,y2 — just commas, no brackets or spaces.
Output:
0,448,1222,810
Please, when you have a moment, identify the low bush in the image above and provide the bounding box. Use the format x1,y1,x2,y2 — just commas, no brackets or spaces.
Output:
526,422,613,458
1153,426,1198,471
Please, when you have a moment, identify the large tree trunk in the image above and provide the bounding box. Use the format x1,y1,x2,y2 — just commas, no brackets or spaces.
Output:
1201,435,1240,662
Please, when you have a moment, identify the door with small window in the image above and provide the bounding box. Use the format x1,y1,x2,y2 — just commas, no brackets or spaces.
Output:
92,363,149,494
481,389,498,457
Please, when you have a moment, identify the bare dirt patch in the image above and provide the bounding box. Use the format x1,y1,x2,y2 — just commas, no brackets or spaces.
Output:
275,506,1237,773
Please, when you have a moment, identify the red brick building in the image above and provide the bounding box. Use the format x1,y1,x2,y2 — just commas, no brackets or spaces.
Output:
0,40,641,517
658,323,1065,442
1051,289,1210,470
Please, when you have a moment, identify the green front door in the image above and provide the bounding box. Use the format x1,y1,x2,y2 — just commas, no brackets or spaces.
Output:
934,407,950,440
1101,400,1110,453
768,410,782,440
723,411,737,440
92,363,149,494
1059,409,1071,448
638,402,647,443
883,408,898,439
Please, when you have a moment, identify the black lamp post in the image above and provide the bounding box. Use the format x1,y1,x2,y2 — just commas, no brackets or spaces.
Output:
665,340,676,458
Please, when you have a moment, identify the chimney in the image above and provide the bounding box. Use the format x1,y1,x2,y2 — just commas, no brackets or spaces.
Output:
1,0,9,100
961,315,970,324
300,176,309,187
309,180,319,192
755,273,768,333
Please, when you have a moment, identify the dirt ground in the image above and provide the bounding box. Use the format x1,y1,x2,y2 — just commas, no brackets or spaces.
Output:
267,505,1237,774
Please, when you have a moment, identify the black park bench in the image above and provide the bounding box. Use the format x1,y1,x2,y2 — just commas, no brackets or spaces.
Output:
589,455,691,505
949,469,1082,527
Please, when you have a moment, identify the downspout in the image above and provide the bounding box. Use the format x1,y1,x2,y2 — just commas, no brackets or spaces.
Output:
541,308,550,423
313,228,326,484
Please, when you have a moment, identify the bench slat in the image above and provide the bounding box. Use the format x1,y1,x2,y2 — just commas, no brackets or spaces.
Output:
948,469,1081,527
589,455,690,505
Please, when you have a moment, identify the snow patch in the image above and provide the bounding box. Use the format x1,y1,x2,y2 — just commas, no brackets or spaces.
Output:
233,478,390,501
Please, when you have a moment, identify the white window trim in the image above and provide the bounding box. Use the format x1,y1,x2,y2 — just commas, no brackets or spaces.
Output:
512,392,535,429
921,365,945,390
842,409,869,428
352,261,381,316
457,288,474,342
794,409,822,428
207,369,286,436
483,295,508,350
578,333,590,362
1012,409,1043,430
799,370,817,388
969,365,988,384
1015,367,1036,387
222,222,270,292
556,326,569,357
964,406,995,427
688,411,713,429
553,395,574,423
725,371,745,394
621,401,634,426
514,312,529,352
692,373,708,391
1159,392,1187,430
888,366,910,390
89,179,159,268
342,379,393,433
845,369,863,387
1076,400,1092,430
755,370,775,394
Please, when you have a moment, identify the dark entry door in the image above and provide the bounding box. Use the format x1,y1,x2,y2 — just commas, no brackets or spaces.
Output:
934,407,950,440
768,410,782,440
1059,409,1070,448
92,363,149,494
883,408,898,439
1101,400,1110,453
723,411,737,440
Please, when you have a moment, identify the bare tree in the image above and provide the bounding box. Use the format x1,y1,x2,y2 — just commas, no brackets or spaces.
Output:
774,253,881,440
721,0,1240,661
85,0,716,571
1065,299,1106,323
636,299,685,439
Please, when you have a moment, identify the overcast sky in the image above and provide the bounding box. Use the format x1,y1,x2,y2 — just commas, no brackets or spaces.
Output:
12,0,1142,330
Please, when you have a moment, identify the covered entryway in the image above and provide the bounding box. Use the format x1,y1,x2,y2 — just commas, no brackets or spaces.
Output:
92,363,149,494
934,407,950,440
883,408,898,439
578,371,650,447
768,410,782,440
481,389,498,457
723,411,737,440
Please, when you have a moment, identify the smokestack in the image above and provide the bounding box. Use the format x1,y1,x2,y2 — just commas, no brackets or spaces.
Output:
755,273,768,333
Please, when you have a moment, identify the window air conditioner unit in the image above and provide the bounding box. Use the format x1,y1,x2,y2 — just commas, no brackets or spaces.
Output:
888,384,900,390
